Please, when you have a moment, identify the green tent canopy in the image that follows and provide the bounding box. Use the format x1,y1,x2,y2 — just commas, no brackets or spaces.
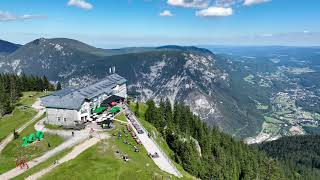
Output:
21,136,28,147
28,133,36,143
36,131,44,141
94,107,106,114
108,106,121,113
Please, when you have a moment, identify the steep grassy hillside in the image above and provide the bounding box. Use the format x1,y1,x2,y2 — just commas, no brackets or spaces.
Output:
0,113,63,174
40,118,192,180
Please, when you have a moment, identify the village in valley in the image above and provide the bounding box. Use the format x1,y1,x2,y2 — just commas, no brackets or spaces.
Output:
243,62,320,144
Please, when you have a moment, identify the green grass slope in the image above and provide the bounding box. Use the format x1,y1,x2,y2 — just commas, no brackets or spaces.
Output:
40,114,189,180
0,113,63,174
0,92,48,141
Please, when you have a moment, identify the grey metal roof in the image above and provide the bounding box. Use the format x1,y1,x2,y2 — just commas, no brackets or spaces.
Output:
41,74,127,110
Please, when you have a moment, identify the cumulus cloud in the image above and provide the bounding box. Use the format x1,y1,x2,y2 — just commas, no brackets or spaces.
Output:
0,11,46,21
243,0,271,6
159,10,174,17
167,0,209,8
196,6,233,17
67,0,93,10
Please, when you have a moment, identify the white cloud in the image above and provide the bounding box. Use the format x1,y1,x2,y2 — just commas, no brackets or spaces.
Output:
0,11,46,21
67,0,93,10
159,10,174,17
261,33,273,37
167,0,209,8
196,6,233,17
215,0,242,7
243,0,271,6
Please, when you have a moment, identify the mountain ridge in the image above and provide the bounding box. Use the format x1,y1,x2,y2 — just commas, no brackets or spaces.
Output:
0,39,21,57
0,38,265,138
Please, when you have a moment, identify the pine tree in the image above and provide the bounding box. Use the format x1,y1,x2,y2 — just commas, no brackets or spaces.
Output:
42,75,50,91
135,101,140,117
0,73,54,116
0,84,7,116
56,82,62,91
165,98,173,129
142,99,285,179
9,75,19,106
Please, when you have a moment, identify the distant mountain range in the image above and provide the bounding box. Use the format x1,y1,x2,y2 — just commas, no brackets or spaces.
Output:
1,38,319,139
0,39,21,57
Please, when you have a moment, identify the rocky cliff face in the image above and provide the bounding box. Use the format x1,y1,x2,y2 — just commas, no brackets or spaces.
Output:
0,38,261,138
128,51,230,129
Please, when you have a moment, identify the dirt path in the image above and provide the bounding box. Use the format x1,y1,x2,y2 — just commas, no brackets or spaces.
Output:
0,129,92,180
0,99,45,153
26,136,103,180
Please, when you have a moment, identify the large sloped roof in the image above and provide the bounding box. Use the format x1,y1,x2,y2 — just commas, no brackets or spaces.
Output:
41,74,127,110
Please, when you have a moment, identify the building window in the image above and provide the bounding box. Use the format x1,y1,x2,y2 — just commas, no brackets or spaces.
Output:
57,117,61,121
64,118,67,122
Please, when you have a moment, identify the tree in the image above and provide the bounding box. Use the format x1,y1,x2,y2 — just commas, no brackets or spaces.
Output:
134,101,140,117
0,73,54,116
42,75,50,90
145,100,156,123
56,82,62,91
143,98,285,179
9,75,19,106
13,129,19,139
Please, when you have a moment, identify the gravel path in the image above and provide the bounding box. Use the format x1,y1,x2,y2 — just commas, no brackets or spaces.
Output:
34,118,76,139
0,128,91,180
124,106,182,178
25,136,104,180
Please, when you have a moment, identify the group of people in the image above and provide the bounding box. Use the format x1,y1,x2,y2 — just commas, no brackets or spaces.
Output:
16,157,29,169
148,152,159,158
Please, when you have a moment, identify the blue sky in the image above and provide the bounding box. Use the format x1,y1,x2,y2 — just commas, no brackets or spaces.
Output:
0,0,319,48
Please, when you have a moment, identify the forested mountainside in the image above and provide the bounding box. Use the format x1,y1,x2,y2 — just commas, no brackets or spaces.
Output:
258,135,320,180
142,99,285,179
0,38,263,138
0,73,54,116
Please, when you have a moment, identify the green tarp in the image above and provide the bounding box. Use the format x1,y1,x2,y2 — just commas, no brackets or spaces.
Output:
28,133,35,143
108,106,121,113
36,131,44,140
21,136,28,147
94,107,106,114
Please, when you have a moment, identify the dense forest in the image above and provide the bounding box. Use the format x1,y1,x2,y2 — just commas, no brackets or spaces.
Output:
0,73,54,116
258,135,320,180
142,99,285,179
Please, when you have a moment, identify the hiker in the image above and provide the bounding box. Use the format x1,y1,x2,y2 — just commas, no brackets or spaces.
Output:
72,131,74,137
48,142,51,148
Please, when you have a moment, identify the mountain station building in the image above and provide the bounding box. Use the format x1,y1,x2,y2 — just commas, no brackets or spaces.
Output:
40,74,127,127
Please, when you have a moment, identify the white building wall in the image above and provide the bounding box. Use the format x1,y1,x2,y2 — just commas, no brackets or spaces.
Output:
45,108,79,126
44,82,127,127
79,102,90,122
114,84,127,98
